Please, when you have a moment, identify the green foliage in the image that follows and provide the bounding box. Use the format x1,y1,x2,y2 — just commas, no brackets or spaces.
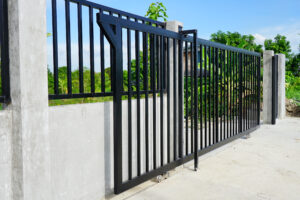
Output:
210,31,263,53
287,53,300,76
286,71,300,103
145,2,168,22
264,34,292,59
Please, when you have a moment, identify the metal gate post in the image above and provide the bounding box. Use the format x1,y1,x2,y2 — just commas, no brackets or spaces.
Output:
0,0,10,102
181,29,198,170
272,55,279,125
97,13,123,194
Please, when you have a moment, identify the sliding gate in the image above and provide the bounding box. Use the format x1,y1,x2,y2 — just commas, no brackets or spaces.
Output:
49,0,261,194
97,13,261,193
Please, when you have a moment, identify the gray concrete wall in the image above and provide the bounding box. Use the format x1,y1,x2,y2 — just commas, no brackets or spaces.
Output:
49,97,170,200
0,111,12,200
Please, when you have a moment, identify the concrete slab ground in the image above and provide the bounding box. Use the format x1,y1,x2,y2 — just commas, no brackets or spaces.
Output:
110,117,300,200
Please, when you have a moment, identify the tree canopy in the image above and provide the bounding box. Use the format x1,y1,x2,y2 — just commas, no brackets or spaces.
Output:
145,2,168,22
210,31,263,53
264,34,292,59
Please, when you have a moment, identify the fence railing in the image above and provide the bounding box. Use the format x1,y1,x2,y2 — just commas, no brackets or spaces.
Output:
49,0,261,194
49,0,165,100
189,39,261,168
0,0,10,103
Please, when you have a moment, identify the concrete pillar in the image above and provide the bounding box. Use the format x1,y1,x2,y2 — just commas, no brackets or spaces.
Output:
165,21,183,159
7,0,51,199
263,50,274,124
277,54,286,119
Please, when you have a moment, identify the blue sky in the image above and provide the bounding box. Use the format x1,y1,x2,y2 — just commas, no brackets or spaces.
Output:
46,0,300,69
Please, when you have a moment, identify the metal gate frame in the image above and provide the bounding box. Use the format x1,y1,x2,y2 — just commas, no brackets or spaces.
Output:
97,12,198,194
97,11,261,194
49,0,262,194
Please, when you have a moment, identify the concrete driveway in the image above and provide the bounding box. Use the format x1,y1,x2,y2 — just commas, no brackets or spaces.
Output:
111,117,300,200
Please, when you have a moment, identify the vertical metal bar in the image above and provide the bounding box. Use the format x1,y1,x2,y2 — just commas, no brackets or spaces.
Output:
193,31,198,170
235,52,238,135
0,0,9,101
185,41,189,155
219,49,223,140
226,50,229,138
233,52,236,135
250,55,252,128
230,51,233,137
190,41,194,152
223,50,226,139
257,56,261,125
89,6,95,93
160,35,164,166
173,39,177,160
114,26,123,195
65,0,72,94
178,39,184,158
109,12,114,92
204,46,208,147
127,28,132,180
212,47,215,144
252,55,254,128
238,53,243,133
52,0,59,95
199,45,203,150
100,13,105,93
153,35,157,169
135,29,141,176
272,55,276,124
215,48,219,143
78,3,84,93
167,38,171,163
208,47,212,145
244,54,246,131
143,32,149,172
97,21,123,194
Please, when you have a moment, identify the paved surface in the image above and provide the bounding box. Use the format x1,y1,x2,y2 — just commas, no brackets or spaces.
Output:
110,117,300,200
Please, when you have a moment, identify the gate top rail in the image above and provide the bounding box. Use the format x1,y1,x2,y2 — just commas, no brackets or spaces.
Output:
69,0,165,28
197,38,261,57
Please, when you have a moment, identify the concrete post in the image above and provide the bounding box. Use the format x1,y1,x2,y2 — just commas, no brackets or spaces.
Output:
263,50,274,124
7,0,51,199
165,21,183,159
277,54,286,119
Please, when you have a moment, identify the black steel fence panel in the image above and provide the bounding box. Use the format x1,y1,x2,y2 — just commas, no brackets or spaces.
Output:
49,0,262,194
186,42,261,169
0,0,10,103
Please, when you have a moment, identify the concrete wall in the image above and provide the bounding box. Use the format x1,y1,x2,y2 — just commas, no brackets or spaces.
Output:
0,111,12,200
48,97,170,200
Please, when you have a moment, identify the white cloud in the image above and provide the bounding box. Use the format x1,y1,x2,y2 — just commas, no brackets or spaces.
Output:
253,33,266,46
253,22,300,53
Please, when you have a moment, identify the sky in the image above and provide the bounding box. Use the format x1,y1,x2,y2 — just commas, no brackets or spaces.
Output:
46,0,300,69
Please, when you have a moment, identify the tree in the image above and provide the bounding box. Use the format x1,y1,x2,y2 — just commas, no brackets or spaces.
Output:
264,34,292,59
210,31,263,53
145,2,168,22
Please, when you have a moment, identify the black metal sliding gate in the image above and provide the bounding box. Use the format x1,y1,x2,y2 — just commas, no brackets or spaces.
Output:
49,0,261,194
